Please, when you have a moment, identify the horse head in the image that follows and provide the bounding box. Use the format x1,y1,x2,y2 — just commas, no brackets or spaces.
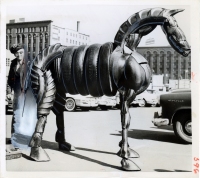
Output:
161,9,191,57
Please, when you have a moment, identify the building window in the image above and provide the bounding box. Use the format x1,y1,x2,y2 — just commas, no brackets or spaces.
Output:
6,58,10,66
6,35,9,49
75,41,77,45
70,39,72,43
22,34,26,44
33,34,36,52
17,35,21,43
45,33,48,44
66,38,68,42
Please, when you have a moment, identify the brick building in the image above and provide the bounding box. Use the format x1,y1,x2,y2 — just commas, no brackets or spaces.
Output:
6,19,191,81
137,46,191,81
6,19,90,74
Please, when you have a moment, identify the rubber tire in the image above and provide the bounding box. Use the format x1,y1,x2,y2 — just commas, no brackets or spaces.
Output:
99,105,108,110
138,99,146,107
81,107,90,111
65,98,76,112
173,112,192,144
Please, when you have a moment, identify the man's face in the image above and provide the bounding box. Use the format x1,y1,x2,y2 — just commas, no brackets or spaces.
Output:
14,49,24,61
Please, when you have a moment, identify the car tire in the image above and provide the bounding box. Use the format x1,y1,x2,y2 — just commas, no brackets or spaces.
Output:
173,112,192,144
65,98,76,111
99,105,107,110
81,107,90,111
151,103,157,107
138,99,146,107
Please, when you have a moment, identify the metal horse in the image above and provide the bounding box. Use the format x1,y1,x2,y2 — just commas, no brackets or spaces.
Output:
27,8,190,170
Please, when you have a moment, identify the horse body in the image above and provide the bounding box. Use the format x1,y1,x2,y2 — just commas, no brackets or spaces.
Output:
27,7,190,170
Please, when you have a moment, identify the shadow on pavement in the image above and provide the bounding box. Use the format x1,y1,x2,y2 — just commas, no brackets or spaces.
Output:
75,147,116,155
154,169,191,172
40,140,123,171
111,129,190,145
150,126,173,131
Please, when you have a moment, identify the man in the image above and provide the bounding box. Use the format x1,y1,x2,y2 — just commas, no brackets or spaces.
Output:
7,43,37,149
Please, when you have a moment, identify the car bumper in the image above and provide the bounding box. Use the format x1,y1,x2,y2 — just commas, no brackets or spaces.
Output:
152,112,169,126
98,101,116,106
77,101,98,107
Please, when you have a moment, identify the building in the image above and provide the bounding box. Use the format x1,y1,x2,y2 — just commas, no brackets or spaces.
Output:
137,46,191,81
6,19,191,82
6,19,90,73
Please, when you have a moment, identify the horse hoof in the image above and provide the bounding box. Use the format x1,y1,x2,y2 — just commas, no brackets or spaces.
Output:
117,147,139,158
121,158,141,171
128,147,140,158
30,147,50,162
59,142,76,151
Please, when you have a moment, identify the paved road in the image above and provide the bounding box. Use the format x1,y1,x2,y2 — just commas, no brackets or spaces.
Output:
6,107,192,172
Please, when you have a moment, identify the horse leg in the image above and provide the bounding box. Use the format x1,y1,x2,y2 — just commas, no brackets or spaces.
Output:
51,89,76,151
29,115,50,161
117,89,140,171
29,70,56,161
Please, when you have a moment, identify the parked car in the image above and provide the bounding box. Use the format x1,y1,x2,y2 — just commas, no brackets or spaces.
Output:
131,90,159,107
97,95,117,110
152,89,191,144
6,94,13,113
65,94,98,111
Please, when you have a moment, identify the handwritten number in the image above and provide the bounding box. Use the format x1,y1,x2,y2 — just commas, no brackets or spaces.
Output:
194,157,199,174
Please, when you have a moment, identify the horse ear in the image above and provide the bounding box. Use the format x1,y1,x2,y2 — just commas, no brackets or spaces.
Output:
168,9,184,16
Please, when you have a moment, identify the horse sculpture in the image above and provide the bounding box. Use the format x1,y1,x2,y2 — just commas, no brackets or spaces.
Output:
26,7,190,170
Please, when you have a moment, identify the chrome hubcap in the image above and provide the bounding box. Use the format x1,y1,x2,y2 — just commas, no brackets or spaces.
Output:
185,121,192,134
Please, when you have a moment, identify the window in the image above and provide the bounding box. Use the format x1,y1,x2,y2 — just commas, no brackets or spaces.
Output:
66,38,68,42
70,39,72,43
6,58,10,66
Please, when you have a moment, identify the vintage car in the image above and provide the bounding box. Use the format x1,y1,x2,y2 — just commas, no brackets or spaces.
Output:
152,89,191,144
5,94,13,113
97,95,117,110
131,90,159,107
65,94,98,111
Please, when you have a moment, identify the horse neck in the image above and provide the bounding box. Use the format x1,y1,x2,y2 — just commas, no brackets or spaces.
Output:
114,8,170,50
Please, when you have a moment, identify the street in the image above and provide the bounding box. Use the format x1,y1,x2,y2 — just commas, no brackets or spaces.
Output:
6,107,192,172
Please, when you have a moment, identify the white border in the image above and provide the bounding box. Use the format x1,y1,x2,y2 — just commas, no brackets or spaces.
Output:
1,0,199,177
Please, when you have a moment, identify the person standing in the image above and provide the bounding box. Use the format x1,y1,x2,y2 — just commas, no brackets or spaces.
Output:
7,43,37,149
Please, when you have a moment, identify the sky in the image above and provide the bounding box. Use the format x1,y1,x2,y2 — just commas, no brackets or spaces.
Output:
5,3,190,47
